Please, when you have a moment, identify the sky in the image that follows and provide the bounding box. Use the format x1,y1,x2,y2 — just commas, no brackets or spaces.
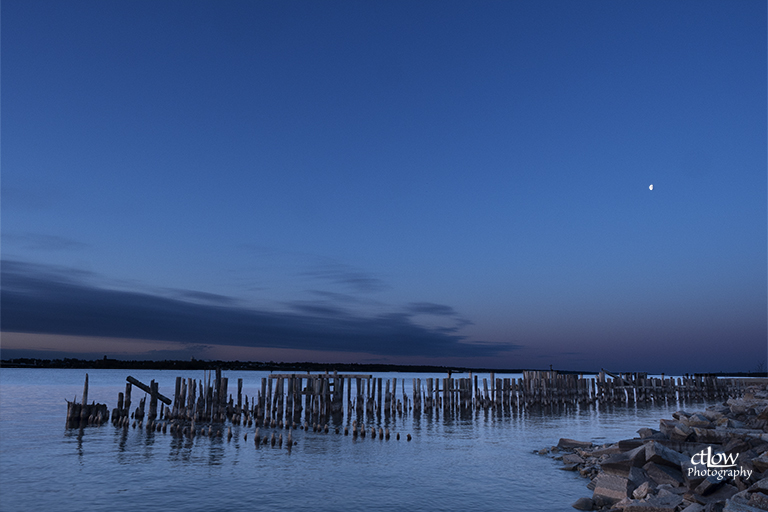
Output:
2,0,766,374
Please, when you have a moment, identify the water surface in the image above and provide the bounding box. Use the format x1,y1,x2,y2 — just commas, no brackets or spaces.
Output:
0,369,719,511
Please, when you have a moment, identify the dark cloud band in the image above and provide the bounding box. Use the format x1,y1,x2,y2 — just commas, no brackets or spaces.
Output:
1,260,519,358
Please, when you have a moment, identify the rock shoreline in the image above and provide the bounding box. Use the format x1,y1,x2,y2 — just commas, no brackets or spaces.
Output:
541,384,768,512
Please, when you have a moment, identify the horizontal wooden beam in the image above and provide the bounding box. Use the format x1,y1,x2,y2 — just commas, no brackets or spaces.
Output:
127,376,172,405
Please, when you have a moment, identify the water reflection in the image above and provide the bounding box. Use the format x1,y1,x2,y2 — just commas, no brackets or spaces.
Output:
63,427,86,462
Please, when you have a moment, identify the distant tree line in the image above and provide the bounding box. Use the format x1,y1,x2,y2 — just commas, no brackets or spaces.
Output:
2,358,763,377
0,357,529,374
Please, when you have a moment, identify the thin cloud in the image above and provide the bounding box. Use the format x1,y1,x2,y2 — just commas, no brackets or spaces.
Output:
286,301,348,317
2,233,90,252
1,260,520,359
406,302,457,316
301,263,387,293
168,289,240,306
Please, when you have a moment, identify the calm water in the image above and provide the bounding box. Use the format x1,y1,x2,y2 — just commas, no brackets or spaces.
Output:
0,369,718,512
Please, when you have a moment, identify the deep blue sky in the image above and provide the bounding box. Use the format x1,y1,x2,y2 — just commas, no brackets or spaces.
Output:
2,1,766,373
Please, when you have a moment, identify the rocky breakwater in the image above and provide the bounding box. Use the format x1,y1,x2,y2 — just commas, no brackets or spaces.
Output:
542,386,768,512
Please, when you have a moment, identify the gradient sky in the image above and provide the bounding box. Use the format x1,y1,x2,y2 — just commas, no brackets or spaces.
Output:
2,0,766,373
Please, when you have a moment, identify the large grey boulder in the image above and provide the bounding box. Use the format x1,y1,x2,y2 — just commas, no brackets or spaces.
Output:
592,473,636,507
603,446,647,476
747,477,768,494
694,483,739,505
671,423,694,442
633,480,654,499
563,453,586,465
695,475,726,496
645,441,688,469
682,458,709,489
559,438,593,449
660,419,682,438
619,438,646,451
571,497,594,510
591,444,621,456
687,414,715,428
644,461,685,487
752,452,768,473
639,428,662,439
723,489,768,512
693,428,731,444
620,494,684,512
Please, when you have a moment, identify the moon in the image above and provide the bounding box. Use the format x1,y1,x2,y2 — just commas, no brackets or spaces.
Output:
649,184,653,191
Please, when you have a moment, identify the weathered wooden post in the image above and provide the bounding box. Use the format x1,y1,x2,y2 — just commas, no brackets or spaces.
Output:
79,373,89,424
384,379,391,414
148,380,158,420
237,378,243,412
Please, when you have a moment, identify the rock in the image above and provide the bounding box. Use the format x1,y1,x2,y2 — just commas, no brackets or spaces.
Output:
591,444,622,456
693,428,730,444
723,490,762,512
614,497,635,509
571,497,594,510
593,473,636,507
658,440,710,456
688,414,715,428
559,438,593,450
645,441,688,469
734,476,750,492
644,461,685,487
656,483,687,495
703,407,729,422
672,424,694,442
748,492,768,509
626,444,650,465
619,438,646,451
657,487,679,498
629,466,652,488
682,459,709,489
560,464,579,471
752,452,768,473
633,481,654,499
728,399,752,416
747,477,768,494
639,428,662,439
603,449,645,476
695,475,727,496
621,494,684,512
564,453,586,465
696,484,739,504
724,438,753,455
660,419,683,438
680,503,705,512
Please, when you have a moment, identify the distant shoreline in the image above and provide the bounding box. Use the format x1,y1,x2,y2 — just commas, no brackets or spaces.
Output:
1,358,765,378
0,357,569,374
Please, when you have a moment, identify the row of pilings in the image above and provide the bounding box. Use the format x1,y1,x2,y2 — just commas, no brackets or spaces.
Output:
68,369,747,430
